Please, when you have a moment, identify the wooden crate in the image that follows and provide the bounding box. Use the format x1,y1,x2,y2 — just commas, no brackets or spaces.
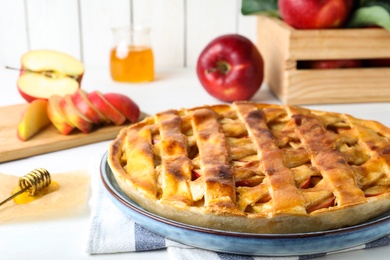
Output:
256,15,390,105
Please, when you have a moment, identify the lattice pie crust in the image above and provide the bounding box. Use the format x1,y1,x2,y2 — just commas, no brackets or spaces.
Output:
108,102,390,233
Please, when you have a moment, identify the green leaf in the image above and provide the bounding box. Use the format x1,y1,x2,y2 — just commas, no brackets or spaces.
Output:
346,6,390,30
360,0,390,13
241,0,279,16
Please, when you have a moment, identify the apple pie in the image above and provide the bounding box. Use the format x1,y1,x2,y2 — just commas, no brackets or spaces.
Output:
107,102,390,234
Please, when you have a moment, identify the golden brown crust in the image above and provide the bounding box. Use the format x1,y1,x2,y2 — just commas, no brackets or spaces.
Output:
235,103,306,215
107,101,390,234
191,108,237,211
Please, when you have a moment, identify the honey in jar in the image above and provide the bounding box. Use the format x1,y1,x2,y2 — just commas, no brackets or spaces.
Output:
110,45,154,82
110,26,154,83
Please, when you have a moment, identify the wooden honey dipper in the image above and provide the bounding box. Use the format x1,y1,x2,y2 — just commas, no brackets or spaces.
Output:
0,168,51,207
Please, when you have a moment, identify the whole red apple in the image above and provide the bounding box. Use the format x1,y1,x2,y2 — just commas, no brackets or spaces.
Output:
278,0,353,29
196,34,264,102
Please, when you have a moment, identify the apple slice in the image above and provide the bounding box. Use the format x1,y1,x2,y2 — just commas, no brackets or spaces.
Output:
103,93,140,123
87,91,126,125
17,50,84,102
17,99,51,141
71,89,110,125
307,196,336,213
47,95,75,135
299,177,311,189
60,94,94,133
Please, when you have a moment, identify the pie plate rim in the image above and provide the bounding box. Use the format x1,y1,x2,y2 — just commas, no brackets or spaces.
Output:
100,151,390,256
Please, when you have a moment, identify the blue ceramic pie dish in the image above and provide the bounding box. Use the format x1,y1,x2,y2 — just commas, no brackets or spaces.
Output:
100,152,390,256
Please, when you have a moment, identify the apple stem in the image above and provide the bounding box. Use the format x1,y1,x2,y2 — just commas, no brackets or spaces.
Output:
206,61,230,75
217,61,230,74
5,66,25,72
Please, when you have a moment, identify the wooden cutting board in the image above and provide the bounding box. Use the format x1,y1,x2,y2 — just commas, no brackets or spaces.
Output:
0,103,134,163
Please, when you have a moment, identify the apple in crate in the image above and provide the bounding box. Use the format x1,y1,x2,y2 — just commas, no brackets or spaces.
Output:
17,50,84,102
196,34,264,102
278,0,353,29
17,99,51,141
306,59,362,69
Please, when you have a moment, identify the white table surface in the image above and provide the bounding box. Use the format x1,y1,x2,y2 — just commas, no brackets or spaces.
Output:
0,66,389,259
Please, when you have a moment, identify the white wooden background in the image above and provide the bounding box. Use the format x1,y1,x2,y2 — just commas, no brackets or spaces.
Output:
0,0,257,70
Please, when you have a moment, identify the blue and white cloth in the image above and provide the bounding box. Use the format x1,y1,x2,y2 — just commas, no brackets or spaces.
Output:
86,168,390,260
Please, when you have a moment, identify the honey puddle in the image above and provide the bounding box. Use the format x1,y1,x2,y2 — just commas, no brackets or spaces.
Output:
11,181,60,205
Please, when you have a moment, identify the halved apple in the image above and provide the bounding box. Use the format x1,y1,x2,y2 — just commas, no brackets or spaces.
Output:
71,89,110,125
17,99,51,141
103,93,140,123
47,95,75,135
87,91,126,125
17,50,84,102
59,94,94,133
18,74,80,103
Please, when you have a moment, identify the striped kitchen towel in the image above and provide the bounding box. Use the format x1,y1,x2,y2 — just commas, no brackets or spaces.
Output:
86,166,390,259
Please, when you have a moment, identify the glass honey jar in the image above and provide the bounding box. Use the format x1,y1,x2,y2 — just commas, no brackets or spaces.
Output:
110,26,154,83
